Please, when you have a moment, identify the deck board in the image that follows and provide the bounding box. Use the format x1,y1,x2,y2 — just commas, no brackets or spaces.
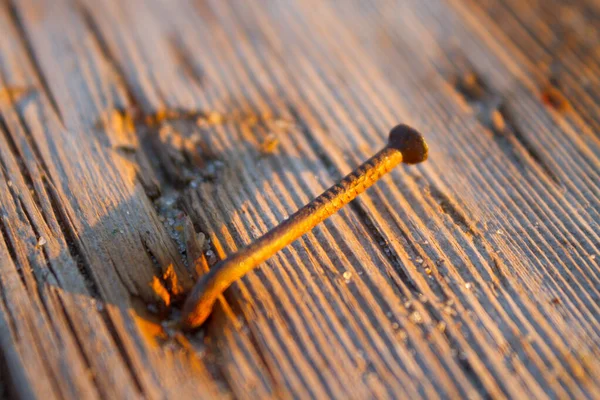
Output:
0,0,599,398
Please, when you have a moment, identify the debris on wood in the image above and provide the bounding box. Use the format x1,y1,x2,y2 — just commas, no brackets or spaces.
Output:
258,132,279,155
342,271,352,282
146,108,208,126
206,111,224,125
154,191,189,257
134,313,168,347
541,85,572,113
0,86,35,104
456,71,486,101
163,264,184,297
103,108,138,152
153,124,199,182
196,110,224,127
489,109,506,135
183,215,210,275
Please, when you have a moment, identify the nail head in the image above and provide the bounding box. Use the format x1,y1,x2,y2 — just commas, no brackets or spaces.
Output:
388,124,429,164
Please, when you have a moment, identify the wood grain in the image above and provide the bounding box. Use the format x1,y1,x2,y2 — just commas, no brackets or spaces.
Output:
0,0,598,398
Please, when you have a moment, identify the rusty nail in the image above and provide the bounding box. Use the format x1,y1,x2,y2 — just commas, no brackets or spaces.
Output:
180,124,429,329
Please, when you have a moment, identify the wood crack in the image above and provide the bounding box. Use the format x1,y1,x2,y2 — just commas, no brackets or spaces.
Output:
138,233,163,277
21,313,65,398
349,202,421,294
54,295,105,399
421,178,510,287
74,0,140,109
421,300,496,397
234,323,281,397
0,217,19,278
43,177,102,299
0,209,26,288
497,102,562,185
9,99,53,176
5,0,64,125
109,259,143,309
0,266,20,343
452,68,562,185
0,113,50,228
167,36,205,89
15,195,59,286
425,180,477,236
98,309,145,396
0,335,17,400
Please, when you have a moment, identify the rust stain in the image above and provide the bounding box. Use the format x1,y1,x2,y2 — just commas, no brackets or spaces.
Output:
0,86,36,105
150,276,171,306
540,85,571,113
258,132,280,155
100,105,287,133
163,264,185,297
205,110,224,125
134,312,168,347
106,108,137,151
145,108,209,127
173,332,197,353
489,109,506,135
110,108,135,134
456,72,486,101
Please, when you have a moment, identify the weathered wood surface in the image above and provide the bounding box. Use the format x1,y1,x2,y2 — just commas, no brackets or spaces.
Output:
0,0,599,398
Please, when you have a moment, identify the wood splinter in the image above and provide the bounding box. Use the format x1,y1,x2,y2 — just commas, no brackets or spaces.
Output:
180,124,429,330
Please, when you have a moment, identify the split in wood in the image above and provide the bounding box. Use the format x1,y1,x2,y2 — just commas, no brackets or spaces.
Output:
180,124,429,329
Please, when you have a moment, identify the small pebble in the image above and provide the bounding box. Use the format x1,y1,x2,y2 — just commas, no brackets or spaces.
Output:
343,271,352,281
437,321,447,332
36,237,47,247
444,306,456,316
207,111,223,125
274,119,292,129
410,311,423,324
147,304,159,314
490,110,506,133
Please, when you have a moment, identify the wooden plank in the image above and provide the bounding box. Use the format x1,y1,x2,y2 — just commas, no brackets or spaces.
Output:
0,0,227,398
0,0,598,398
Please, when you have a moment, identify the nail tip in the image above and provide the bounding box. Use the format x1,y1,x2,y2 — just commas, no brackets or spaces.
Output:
178,312,202,331
180,295,215,331
388,124,429,164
